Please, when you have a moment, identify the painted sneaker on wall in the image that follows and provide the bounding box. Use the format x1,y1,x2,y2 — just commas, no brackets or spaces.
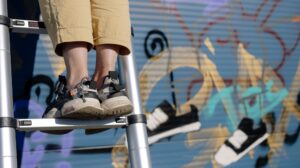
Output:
214,118,269,167
147,100,201,145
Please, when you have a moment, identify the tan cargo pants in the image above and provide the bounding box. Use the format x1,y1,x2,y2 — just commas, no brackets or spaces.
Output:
38,0,131,56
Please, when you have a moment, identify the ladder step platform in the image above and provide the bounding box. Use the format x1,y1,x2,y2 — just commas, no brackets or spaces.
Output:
16,117,127,131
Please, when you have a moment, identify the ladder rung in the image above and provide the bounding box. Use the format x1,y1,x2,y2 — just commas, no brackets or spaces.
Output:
16,117,127,131
10,19,47,34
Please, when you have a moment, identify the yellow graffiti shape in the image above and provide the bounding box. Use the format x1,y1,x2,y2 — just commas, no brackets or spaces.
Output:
139,47,214,115
112,134,129,168
273,61,300,153
237,43,283,89
204,37,215,55
184,125,229,168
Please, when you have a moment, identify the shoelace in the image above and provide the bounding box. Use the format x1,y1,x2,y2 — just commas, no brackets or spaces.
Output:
108,78,123,92
147,108,169,131
68,77,91,103
101,77,124,96
228,130,248,149
54,75,67,100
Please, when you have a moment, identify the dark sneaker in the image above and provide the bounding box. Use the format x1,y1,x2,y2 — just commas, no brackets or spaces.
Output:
97,71,133,117
85,71,133,135
214,118,269,166
147,100,201,144
59,77,103,119
41,76,71,134
41,76,103,134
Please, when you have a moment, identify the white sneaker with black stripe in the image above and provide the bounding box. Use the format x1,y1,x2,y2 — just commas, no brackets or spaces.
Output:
215,118,269,167
147,100,201,144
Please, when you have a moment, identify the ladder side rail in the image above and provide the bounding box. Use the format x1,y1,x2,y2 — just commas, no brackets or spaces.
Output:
0,1,18,168
121,50,152,168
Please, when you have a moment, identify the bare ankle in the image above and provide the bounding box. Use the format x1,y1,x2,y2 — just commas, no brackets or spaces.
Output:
92,73,106,89
67,74,89,89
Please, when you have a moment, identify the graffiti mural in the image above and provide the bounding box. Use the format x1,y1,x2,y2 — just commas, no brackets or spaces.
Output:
10,0,299,168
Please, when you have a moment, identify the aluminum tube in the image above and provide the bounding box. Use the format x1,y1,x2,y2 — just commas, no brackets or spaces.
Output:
0,1,18,167
121,52,152,168
0,28,13,118
121,53,143,115
0,129,17,168
126,123,151,168
0,0,7,16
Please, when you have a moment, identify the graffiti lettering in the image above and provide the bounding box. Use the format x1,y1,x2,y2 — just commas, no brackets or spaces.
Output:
204,80,288,130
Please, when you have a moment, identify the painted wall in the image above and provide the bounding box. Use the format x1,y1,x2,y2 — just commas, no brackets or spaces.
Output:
9,0,300,168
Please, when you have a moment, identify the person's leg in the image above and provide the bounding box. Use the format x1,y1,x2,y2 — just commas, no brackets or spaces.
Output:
84,0,133,134
43,41,104,121
38,0,103,135
91,0,132,81
93,44,119,88
42,42,103,124
63,42,89,89
85,45,132,135
90,0,133,116
92,43,132,116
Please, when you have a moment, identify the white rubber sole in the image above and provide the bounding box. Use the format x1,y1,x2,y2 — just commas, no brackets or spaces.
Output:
101,96,133,118
215,133,269,167
61,98,104,119
148,122,201,145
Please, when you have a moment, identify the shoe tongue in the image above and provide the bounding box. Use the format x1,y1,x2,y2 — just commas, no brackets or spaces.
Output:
73,77,97,90
81,77,90,85
108,71,118,80
88,80,97,89
103,71,120,85
103,77,112,85
157,100,176,117
238,118,254,133
81,80,97,90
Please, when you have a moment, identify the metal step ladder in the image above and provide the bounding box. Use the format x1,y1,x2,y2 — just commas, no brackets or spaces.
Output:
0,1,151,168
